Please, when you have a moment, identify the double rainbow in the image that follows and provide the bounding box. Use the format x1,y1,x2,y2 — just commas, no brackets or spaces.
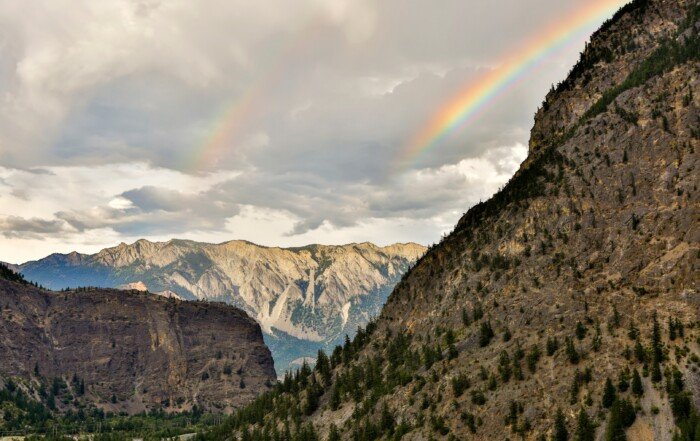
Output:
393,0,628,171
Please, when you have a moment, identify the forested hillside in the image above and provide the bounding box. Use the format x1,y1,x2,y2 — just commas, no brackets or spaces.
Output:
199,0,700,439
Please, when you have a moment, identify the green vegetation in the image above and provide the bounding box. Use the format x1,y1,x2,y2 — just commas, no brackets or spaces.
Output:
581,26,700,124
574,409,595,441
0,262,44,288
0,377,216,439
602,378,616,408
552,408,568,441
479,320,495,347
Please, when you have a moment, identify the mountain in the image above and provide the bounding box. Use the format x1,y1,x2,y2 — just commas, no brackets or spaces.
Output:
0,269,276,414
204,1,700,439
15,240,426,373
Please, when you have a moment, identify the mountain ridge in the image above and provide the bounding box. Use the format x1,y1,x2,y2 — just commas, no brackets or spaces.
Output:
14,238,426,373
204,0,700,439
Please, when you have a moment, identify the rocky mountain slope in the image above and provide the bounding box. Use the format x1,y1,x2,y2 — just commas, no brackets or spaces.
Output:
14,240,425,373
204,0,700,439
0,269,276,415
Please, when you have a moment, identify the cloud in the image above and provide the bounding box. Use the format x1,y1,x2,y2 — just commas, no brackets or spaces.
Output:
0,144,526,261
0,215,69,239
0,0,615,261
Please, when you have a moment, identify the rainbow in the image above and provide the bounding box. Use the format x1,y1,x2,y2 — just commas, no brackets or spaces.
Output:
393,0,628,171
191,21,321,171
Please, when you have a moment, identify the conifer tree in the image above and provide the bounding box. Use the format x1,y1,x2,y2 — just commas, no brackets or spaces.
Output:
575,322,587,340
611,304,620,328
651,313,662,364
479,320,494,347
617,369,629,392
669,317,677,340
315,349,331,384
547,337,559,356
499,350,512,382
605,400,625,441
634,340,646,362
527,344,541,372
462,308,471,326
552,408,568,441
565,337,580,364
631,369,643,397
574,408,595,441
602,378,616,408
327,424,341,441
651,359,662,383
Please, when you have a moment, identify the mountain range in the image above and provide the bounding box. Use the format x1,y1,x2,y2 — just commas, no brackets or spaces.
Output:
11,240,425,373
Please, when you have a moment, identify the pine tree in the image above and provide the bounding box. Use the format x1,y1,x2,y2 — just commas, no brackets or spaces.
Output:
503,327,512,342
527,344,541,372
651,359,662,383
575,322,587,340
552,408,569,441
329,384,341,411
473,303,484,320
499,350,512,382
574,408,595,441
479,320,494,347
506,400,520,426
627,320,639,340
611,304,620,328
379,403,395,434
461,307,471,326
631,369,643,397
634,340,646,362
675,318,684,338
618,399,636,428
315,349,331,384
605,400,625,441
651,313,662,364
602,378,616,408
565,337,580,364
327,424,341,441
451,372,470,397
617,369,629,392
669,317,677,340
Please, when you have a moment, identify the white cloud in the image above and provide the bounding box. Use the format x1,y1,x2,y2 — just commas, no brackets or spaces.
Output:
0,144,526,262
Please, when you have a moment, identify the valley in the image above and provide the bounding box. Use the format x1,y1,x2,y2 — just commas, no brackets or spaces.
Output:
0,0,698,439
11,240,425,374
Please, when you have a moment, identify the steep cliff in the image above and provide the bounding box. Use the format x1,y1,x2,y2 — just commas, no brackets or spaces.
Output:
15,240,425,373
0,275,276,414
206,0,700,439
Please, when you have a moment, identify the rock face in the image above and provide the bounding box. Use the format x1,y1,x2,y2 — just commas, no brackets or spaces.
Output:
16,241,425,373
0,276,276,414
216,1,700,439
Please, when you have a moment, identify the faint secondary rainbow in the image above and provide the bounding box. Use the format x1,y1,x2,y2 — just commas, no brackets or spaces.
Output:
393,0,628,172
191,21,321,171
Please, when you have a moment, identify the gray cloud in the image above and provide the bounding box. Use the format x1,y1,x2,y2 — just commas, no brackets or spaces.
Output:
0,216,68,239
0,0,621,261
36,144,523,240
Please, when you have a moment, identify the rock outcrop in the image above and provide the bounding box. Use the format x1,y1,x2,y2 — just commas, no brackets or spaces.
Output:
0,276,276,414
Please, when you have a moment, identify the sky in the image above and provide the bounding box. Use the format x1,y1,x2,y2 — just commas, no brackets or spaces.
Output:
0,0,626,263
